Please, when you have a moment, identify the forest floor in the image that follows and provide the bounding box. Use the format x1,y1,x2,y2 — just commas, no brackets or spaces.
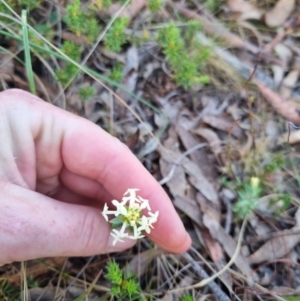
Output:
1,0,300,300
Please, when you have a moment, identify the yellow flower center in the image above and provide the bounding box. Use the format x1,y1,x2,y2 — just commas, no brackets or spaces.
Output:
122,206,141,225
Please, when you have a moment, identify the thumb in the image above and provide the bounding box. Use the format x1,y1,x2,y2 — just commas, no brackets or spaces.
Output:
0,182,135,264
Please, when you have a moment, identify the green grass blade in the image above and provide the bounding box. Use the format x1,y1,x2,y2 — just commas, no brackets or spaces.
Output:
21,10,36,95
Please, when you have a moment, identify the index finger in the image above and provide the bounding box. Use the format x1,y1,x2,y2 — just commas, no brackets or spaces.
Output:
61,118,191,253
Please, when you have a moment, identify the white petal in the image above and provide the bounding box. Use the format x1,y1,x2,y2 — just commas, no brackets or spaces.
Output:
110,232,125,245
123,188,139,206
138,196,151,211
112,200,127,216
102,203,109,221
148,211,159,224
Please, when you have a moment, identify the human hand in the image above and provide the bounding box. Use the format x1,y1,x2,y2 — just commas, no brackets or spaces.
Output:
0,89,191,265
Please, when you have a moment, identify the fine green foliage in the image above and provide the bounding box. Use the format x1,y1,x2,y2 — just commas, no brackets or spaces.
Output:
63,0,100,43
184,21,201,45
104,17,129,52
109,62,124,83
0,279,20,301
90,0,112,9
204,0,221,13
105,260,144,301
148,0,163,12
180,294,194,301
0,0,40,13
55,41,81,85
232,177,262,220
79,86,95,101
64,0,83,36
157,22,210,89
225,154,290,220
28,24,55,47
0,275,39,301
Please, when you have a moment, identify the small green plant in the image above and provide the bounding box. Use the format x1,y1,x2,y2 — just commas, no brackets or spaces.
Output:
109,62,124,83
28,24,55,47
184,20,201,45
90,0,112,10
104,17,129,52
148,0,163,12
105,260,144,301
27,275,39,288
79,86,95,101
233,177,262,220
0,279,20,301
204,0,222,13
226,154,290,219
0,0,40,14
180,294,194,301
157,22,210,89
55,41,81,86
63,0,100,43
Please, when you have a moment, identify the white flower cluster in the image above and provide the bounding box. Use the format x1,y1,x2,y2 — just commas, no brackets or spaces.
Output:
102,189,159,245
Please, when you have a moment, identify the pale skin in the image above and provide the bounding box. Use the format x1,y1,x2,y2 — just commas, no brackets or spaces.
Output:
0,89,191,265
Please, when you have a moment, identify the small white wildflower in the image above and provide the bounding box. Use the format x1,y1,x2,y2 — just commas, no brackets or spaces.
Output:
102,189,159,245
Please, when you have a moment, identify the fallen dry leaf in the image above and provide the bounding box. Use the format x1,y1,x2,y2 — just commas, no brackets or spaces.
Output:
256,81,300,124
0,53,14,75
227,0,262,21
202,115,244,139
173,3,281,65
192,128,223,155
270,286,300,296
274,43,293,69
264,29,286,53
201,228,233,290
176,125,218,188
237,21,264,48
197,194,254,281
270,45,291,89
213,227,254,281
173,196,202,227
278,129,300,144
280,70,299,100
158,146,219,205
159,130,187,198
248,227,300,265
202,229,224,263
264,0,295,27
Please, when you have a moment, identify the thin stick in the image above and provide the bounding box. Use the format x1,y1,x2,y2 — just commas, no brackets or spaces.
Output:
183,253,231,301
